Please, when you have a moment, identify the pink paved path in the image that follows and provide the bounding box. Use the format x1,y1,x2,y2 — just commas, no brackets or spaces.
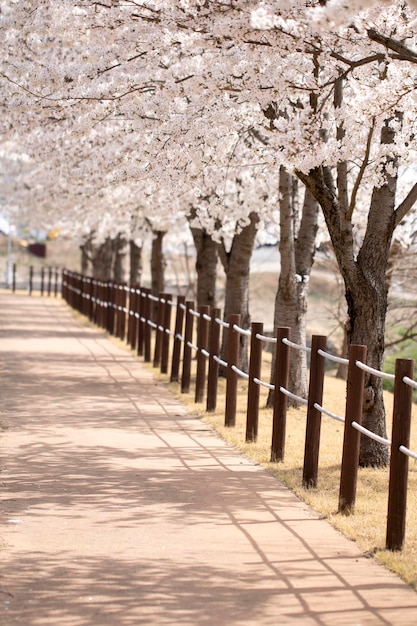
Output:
1,293,416,625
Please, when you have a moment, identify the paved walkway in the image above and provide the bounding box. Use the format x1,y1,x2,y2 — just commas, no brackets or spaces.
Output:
1,292,416,625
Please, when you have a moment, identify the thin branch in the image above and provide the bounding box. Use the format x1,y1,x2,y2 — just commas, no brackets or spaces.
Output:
394,182,417,227
347,117,375,221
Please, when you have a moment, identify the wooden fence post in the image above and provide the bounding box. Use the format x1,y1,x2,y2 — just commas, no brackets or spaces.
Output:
170,295,186,382
106,282,114,334
271,327,291,462
206,308,222,412
386,358,414,551
126,286,134,347
303,335,327,488
12,263,16,293
160,294,172,375
181,301,195,394
144,290,152,363
338,344,368,514
29,266,33,296
153,294,165,368
41,267,45,296
93,279,98,323
137,288,147,357
48,267,52,297
129,285,139,351
225,313,241,427
54,268,59,297
246,322,263,442
195,305,210,403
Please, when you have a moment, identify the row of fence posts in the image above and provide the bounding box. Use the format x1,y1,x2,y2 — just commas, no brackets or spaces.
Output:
8,264,61,296
61,270,415,552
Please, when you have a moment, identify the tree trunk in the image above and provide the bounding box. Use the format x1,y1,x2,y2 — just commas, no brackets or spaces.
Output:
297,120,398,466
150,230,166,319
92,237,113,281
218,212,259,371
268,168,319,407
129,239,143,285
113,234,128,283
189,210,218,309
80,236,92,275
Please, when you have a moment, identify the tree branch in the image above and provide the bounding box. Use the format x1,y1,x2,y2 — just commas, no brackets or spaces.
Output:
367,28,417,64
394,182,417,227
347,118,376,221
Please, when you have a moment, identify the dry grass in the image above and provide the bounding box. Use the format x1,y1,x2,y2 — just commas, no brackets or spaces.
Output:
149,354,417,591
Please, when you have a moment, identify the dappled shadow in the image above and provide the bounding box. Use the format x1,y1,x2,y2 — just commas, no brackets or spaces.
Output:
1,293,417,625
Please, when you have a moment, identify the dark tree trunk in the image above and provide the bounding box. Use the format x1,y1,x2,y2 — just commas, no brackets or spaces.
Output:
129,239,143,286
297,118,401,467
151,230,166,319
92,237,113,281
218,212,259,371
80,236,92,275
188,211,218,309
113,234,127,283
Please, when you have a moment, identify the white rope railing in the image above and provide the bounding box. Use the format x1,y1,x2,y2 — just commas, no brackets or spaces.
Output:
254,377,274,390
317,348,348,365
314,402,345,423
256,333,277,344
213,355,228,368
282,337,311,354
231,364,249,380
355,360,395,381
399,445,417,460
403,376,417,390
215,317,229,329
232,323,251,337
351,421,391,446
279,386,308,406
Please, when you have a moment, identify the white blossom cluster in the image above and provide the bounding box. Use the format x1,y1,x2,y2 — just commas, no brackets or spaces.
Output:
1,0,417,249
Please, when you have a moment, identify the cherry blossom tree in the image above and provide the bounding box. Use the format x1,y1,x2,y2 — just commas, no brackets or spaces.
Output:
3,0,417,468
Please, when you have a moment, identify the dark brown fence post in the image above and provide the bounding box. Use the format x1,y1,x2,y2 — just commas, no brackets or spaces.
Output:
92,279,99,325
181,301,195,394
120,284,128,340
225,313,241,427
40,267,45,296
303,335,327,488
54,268,59,297
137,288,147,357
126,286,134,347
128,286,138,350
246,322,263,442
338,344,368,514
114,283,120,334
271,327,291,462
206,308,222,412
160,294,172,375
195,305,210,403
12,263,16,293
29,266,33,295
144,290,152,363
170,295,186,382
107,282,116,335
153,294,165,368
48,267,52,296
386,358,414,551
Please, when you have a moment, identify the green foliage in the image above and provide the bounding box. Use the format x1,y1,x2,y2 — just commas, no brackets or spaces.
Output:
384,326,417,397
